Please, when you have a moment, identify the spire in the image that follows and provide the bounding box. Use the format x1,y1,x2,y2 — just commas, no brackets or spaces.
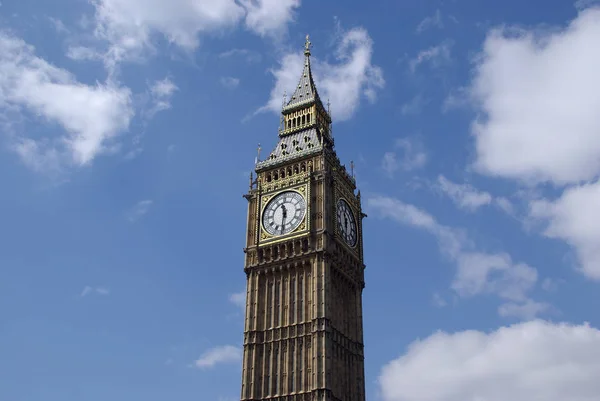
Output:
259,35,332,170
283,34,325,113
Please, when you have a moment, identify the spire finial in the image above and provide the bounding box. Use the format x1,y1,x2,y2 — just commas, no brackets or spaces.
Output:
350,160,355,178
255,143,262,164
304,34,312,56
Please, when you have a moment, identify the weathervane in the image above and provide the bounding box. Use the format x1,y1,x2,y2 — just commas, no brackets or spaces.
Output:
280,91,287,130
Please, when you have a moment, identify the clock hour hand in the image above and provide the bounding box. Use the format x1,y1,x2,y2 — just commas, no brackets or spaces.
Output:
281,205,287,233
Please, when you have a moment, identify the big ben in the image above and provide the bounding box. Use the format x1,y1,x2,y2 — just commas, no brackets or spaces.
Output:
241,36,367,401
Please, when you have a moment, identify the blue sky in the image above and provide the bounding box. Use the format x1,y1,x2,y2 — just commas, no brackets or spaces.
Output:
2,0,600,400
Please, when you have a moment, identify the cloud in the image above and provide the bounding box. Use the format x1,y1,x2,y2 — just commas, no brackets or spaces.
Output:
218,48,262,63
434,176,514,214
382,137,427,176
260,26,384,121
409,40,453,72
541,277,562,292
368,196,544,317
435,176,493,211
229,291,246,310
0,32,134,173
431,293,447,308
81,286,111,297
416,9,443,33
220,76,240,89
530,181,600,280
463,9,600,282
468,8,600,185
194,345,242,369
498,300,552,320
66,45,103,62
453,252,539,303
147,77,178,118
127,200,153,222
240,0,300,37
48,17,70,34
575,0,600,11
399,94,428,116
83,0,299,72
379,320,600,401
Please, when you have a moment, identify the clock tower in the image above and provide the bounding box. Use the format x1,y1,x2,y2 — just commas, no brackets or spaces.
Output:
241,36,367,401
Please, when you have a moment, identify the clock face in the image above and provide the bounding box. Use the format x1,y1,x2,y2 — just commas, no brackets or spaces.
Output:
337,199,357,247
262,191,307,236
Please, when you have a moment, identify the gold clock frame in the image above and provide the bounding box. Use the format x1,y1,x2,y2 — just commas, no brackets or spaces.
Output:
258,184,310,244
334,196,358,249
333,178,362,256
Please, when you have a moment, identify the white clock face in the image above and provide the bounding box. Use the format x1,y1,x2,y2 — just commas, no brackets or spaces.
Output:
262,191,307,236
337,199,357,247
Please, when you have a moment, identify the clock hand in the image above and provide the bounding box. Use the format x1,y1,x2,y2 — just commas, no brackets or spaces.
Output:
281,205,287,233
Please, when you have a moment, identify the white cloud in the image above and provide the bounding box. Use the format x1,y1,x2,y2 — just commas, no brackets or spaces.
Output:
530,180,600,280
434,176,517,215
498,300,551,320
541,277,562,292
368,196,544,317
416,9,443,33
431,293,447,308
220,76,240,89
575,0,600,11
85,0,299,71
218,48,262,63
261,26,384,121
229,291,246,310
48,17,70,34
127,200,153,222
0,32,134,173
382,137,427,176
495,196,515,215
66,45,103,62
95,287,110,295
436,175,493,211
399,94,427,115
379,320,600,401
442,8,600,282
469,8,600,185
410,40,453,72
194,345,242,369
147,77,178,118
81,286,111,297
454,252,538,302
241,0,300,37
